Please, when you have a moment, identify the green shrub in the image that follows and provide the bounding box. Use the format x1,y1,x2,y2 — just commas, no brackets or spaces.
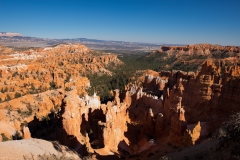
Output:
26,103,33,116
20,120,28,128
15,92,21,98
42,115,50,124
5,94,11,101
29,83,38,94
13,130,22,140
1,87,8,93
49,81,57,89
1,133,9,141
65,87,71,91
64,74,71,83
12,71,18,77
216,112,240,140
19,103,33,117
17,108,21,114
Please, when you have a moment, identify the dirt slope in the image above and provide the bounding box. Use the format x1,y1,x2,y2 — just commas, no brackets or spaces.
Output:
0,138,81,160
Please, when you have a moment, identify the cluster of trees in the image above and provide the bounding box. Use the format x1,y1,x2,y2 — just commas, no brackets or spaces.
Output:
86,72,129,103
86,51,175,103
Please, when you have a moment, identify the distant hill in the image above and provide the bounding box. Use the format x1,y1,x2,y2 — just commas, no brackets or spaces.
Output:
0,34,185,51
0,32,22,37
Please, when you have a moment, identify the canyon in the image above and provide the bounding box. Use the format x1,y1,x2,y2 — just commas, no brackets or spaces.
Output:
0,43,240,159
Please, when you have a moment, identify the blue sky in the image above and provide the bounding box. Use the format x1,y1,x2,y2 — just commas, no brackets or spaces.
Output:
0,0,240,45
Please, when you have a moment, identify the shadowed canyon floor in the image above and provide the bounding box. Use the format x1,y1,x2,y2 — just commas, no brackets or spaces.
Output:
0,43,240,159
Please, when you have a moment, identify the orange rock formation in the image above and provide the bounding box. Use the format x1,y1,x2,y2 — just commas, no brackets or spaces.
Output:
1,44,240,158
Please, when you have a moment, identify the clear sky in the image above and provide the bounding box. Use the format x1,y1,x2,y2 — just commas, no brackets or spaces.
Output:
1,0,240,45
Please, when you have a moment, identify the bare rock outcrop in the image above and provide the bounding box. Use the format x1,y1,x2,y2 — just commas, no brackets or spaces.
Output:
182,121,201,146
62,89,85,144
23,126,31,139
98,101,130,154
169,107,187,146
0,138,81,160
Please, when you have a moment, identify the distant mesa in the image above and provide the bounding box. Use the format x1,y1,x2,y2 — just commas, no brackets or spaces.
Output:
0,32,22,37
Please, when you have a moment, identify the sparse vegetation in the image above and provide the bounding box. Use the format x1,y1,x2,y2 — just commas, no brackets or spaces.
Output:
216,112,240,140
12,71,19,77
65,87,72,91
13,130,22,140
20,120,28,128
64,74,71,83
35,94,43,101
15,92,21,98
49,81,57,90
0,87,8,93
26,103,33,116
1,133,9,141
42,115,50,124
29,83,38,94
23,153,79,160
196,112,240,159
17,108,21,114
18,103,33,117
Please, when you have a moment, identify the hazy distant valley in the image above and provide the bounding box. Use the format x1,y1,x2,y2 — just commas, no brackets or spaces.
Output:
0,35,162,51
